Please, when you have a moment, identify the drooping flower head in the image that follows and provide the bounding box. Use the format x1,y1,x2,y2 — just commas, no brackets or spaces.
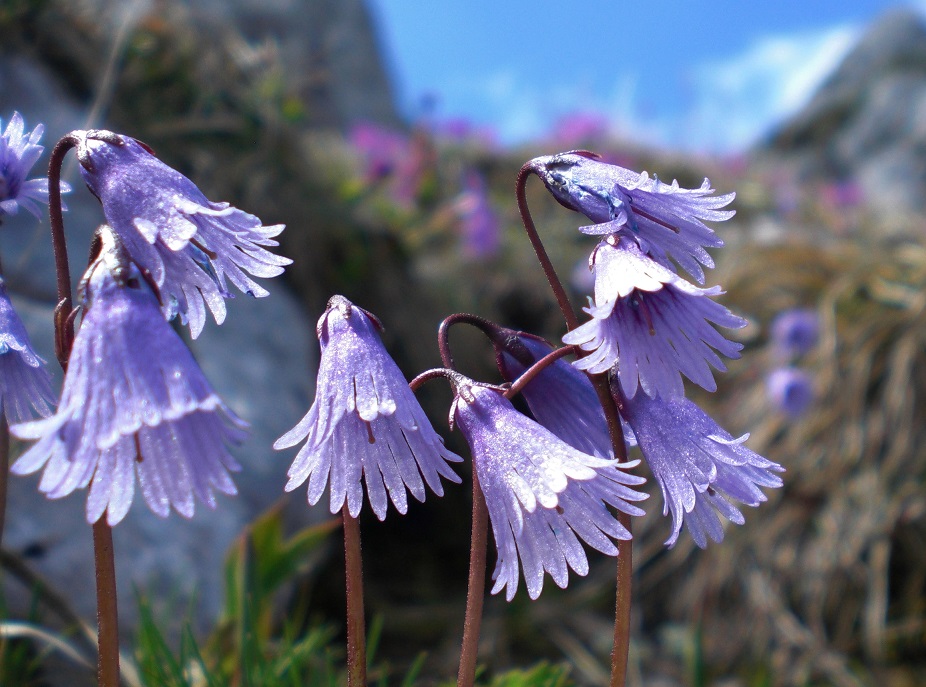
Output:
614,383,783,548
527,151,734,283
770,308,820,360
0,112,69,219
11,226,247,525
491,327,633,457
274,295,463,520
563,235,746,399
0,277,55,423
72,129,291,337
766,367,814,418
450,376,647,600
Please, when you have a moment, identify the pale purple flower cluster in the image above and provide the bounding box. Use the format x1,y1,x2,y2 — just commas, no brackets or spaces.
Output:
12,228,246,525
275,296,463,520
528,154,744,402
614,386,783,547
451,379,646,600
0,112,69,219
525,151,781,548
766,307,820,418
9,119,290,526
74,130,291,338
0,278,55,423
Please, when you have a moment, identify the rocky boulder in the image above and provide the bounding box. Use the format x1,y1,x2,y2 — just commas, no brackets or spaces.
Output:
762,8,926,216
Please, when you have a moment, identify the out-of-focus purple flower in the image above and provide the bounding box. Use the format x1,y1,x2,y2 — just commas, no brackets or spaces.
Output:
551,112,609,148
0,277,55,423
11,227,247,525
614,384,783,548
74,130,291,338
820,180,863,209
451,379,647,600
766,367,814,418
563,236,746,399
527,151,734,283
274,296,462,520
493,329,634,457
453,171,500,259
349,121,408,183
0,112,70,219
770,308,819,359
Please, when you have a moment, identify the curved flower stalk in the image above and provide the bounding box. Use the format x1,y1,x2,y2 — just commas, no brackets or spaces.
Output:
564,236,746,399
0,112,69,219
275,295,463,520
492,327,634,456
526,151,734,283
614,384,783,548
451,379,646,600
0,277,55,423
11,227,247,525
72,130,291,337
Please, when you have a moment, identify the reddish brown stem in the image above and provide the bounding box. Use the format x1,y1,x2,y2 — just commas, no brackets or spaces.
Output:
515,164,579,331
457,462,488,687
49,133,121,687
343,507,367,687
92,520,119,687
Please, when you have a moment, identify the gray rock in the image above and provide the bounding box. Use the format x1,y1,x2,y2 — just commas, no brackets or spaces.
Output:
762,8,926,216
0,0,340,653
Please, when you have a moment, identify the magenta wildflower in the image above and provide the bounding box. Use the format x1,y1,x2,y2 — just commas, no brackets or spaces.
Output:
527,151,734,283
563,236,746,399
614,385,783,548
73,130,291,337
349,121,408,183
11,227,246,525
766,367,814,418
451,379,646,600
493,329,634,457
0,112,69,219
274,296,463,520
0,278,55,423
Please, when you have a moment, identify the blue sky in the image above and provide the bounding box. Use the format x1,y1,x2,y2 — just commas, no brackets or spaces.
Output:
368,1,920,153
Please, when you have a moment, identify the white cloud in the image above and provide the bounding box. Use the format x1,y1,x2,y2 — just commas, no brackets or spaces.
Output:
682,24,860,152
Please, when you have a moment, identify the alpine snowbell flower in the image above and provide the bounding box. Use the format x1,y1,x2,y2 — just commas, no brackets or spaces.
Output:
527,151,734,283
73,130,291,337
0,277,55,422
451,379,647,600
274,295,463,520
563,236,746,399
493,328,634,457
11,227,247,526
770,308,820,360
0,112,69,219
614,385,783,548
766,367,814,418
